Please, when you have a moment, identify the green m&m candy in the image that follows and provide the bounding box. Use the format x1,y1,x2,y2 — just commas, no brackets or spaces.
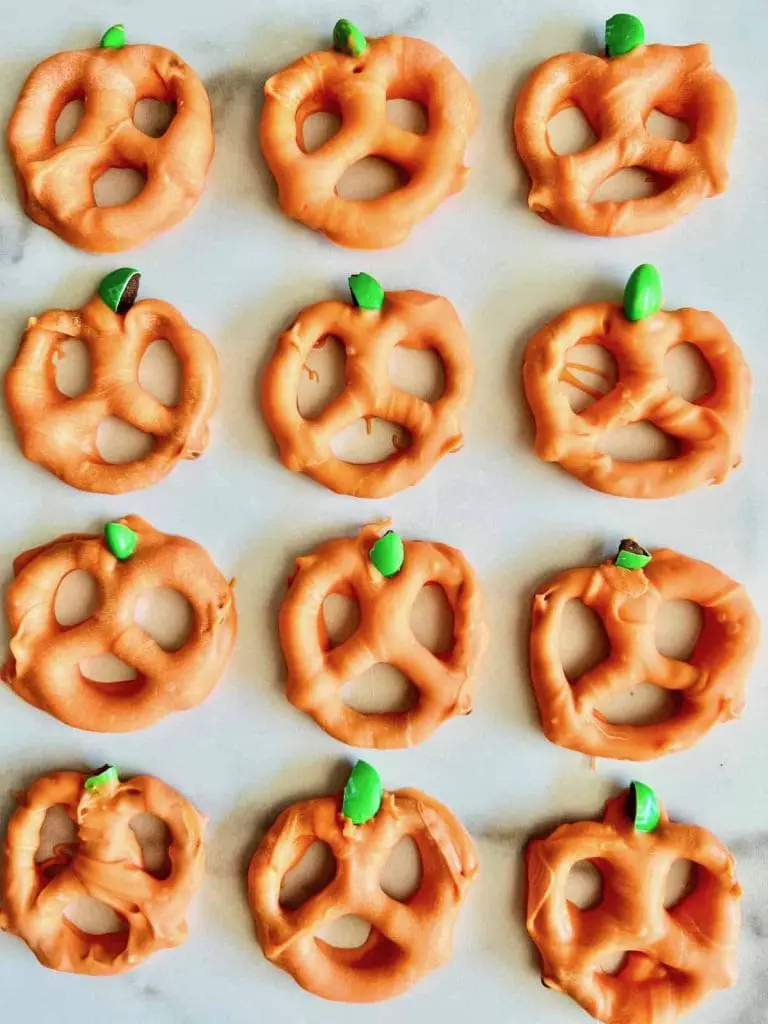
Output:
370,530,405,578
333,19,368,58
342,760,382,825
623,264,662,322
605,14,645,57
98,268,140,314
627,780,660,833
614,538,651,571
348,272,384,311
84,764,119,790
104,521,138,561
100,24,126,50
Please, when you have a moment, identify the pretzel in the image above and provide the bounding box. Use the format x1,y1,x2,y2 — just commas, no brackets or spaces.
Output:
279,522,487,748
514,31,737,236
529,546,760,760
260,21,477,248
7,28,214,253
0,768,205,974
262,277,473,498
523,299,751,498
526,788,741,1024
2,515,237,732
248,784,477,1001
5,271,219,494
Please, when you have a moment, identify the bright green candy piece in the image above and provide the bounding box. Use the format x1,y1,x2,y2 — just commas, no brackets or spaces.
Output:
348,272,384,311
84,764,119,790
627,780,661,833
623,263,662,322
615,538,652,571
370,531,405,578
333,18,368,58
342,760,382,825
605,13,645,57
98,268,140,314
100,24,126,49
104,522,138,561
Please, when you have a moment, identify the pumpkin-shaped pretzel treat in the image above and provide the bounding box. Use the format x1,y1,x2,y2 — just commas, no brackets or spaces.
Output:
249,760,478,1002
7,24,214,252
530,539,760,761
527,782,742,1024
260,20,477,248
514,14,737,235
0,765,205,974
6,269,219,494
262,274,473,498
2,516,237,732
279,522,488,748
523,265,751,498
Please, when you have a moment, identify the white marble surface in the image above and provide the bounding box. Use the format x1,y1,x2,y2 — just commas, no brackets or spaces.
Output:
0,0,767,1021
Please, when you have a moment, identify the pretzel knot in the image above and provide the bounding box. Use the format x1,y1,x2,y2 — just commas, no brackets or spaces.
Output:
260,34,477,248
523,302,751,498
530,550,760,760
526,790,741,1024
5,287,219,494
279,524,488,748
2,516,237,732
514,44,737,235
248,788,478,1002
7,43,213,252
0,771,205,974
262,289,472,498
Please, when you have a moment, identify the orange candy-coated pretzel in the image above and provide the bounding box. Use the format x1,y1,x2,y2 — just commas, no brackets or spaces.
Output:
2,516,237,732
523,301,751,498
249,785,477,1002
262,287,473,498
5,280,219,494
260,34,477,248
530,549,760,760
279,523,488,748
0,769,205,974
514,42,736,235
526,789,741,1024
7,41,213,252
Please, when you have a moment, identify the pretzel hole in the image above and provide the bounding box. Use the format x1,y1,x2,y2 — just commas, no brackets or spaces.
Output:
341,665,418,714
63,897,129,939
316,915,372,949
96,417,155,464
663,343,715,403
410,584,454,655
559,600,610,683
297,336,347,420
322,593,361,648
36,805,78,872
129,813,172,880
79,653,138,684
53,339,91,398
654,600,703,661
389,346,446,402
133,98,176,138
134,589,194,652
381,836,423,902
565,859,604,910
600,422,679,462
386,99,428,135
279,840,337,910
646,110,690,143
300,111,342,154
561,343,618,412
54,98,85,145
546,107,597,156
664,859,697,909
591,168,664,204
93,168,145,208
598,950,631,975
594,682,682,726
331,420,411,463
139,340,183,407
54,571,100,627
336,157,408,200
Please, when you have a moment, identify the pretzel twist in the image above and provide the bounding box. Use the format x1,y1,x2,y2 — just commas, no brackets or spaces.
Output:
0,770,205,974
527,790,741,1024
249,787,478,1002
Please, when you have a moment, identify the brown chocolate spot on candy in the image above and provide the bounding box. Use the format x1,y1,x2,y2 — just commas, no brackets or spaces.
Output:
618,538,650,559
117,274,140,314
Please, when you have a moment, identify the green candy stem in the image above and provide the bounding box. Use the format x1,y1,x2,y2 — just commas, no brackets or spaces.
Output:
100,24,126,49
333,18,368,58
605,13,645,57
348,272,384,311
370,530,405,578
104,522,138,561
84,764,119,790
342,760,382,825
623,263,662,322
98,268,140,314
627,780,661,832
614,538,652,571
